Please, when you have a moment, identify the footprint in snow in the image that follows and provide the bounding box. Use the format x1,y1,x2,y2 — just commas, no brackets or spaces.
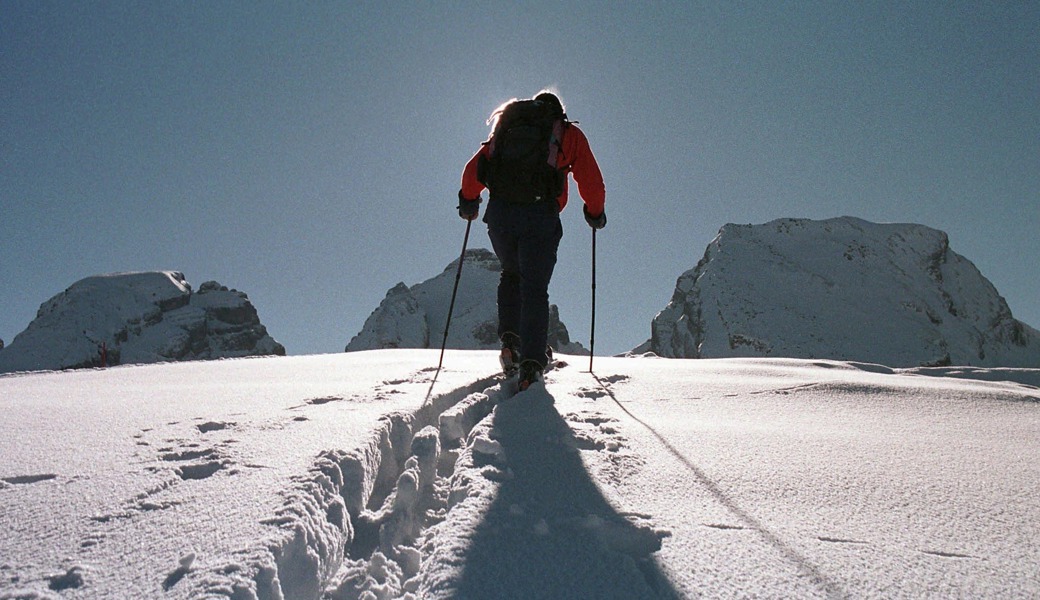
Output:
306,395,344,406
196,421,235,434
161,448,220,462
80,532,105,549
817,536,870,545
563,412,627,453
703,523,747,531
921,549,976,559
287,395,347,410
46,566,86,591
1,473,58,485
162,553,196,591
576,387,609,400
176,461,225,481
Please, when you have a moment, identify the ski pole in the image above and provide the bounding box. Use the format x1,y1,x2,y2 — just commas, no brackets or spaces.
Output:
589,227,597,372
437,218,472,371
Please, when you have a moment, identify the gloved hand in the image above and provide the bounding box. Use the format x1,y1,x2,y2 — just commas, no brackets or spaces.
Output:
457,190,481,221
583,205,606,229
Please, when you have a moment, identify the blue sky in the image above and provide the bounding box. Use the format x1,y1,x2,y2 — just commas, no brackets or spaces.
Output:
2,1,1037,357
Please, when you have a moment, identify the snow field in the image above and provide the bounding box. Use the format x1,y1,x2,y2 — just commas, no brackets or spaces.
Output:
2,351,1039,599
0,352,501,599
580,357,1040,598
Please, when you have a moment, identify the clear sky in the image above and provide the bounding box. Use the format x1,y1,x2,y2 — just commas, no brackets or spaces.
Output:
2,1,1038,357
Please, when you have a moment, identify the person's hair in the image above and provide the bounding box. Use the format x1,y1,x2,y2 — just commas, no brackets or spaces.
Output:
486,89,568,130
533,90,565,117
486,97,519,128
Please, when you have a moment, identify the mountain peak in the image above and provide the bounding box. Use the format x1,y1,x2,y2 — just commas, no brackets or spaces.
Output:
0,271,284,373
648,217,1039,367
347,250,585,354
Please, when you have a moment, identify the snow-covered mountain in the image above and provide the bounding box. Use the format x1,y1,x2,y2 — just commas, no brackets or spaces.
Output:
0,271,284,373
647,217,1040,367
347,249,585,355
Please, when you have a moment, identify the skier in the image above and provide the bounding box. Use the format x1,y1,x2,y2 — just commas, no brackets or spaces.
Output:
458,91,606,391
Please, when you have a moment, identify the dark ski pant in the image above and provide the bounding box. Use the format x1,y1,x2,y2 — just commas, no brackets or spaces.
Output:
484,200,563,369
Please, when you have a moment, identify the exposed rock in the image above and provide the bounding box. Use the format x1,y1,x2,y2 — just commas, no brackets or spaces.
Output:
647,217,1040,367
347,249,586,355
0,272,285,373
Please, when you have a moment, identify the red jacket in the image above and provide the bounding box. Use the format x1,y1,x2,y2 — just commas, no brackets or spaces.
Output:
461,123,605,216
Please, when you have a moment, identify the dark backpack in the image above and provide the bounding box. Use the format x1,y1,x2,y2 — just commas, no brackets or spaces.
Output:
478,99,566,205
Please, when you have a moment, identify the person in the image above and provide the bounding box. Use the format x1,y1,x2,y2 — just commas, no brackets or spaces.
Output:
457,91,606,390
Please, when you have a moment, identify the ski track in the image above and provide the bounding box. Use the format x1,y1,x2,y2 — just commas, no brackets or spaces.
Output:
152,370,495,599
148,366,671,599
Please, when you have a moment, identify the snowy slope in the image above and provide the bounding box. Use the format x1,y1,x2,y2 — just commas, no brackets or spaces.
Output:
0,272,284,374
648,217,1040,367
2,351,1038,599
347,249,585,355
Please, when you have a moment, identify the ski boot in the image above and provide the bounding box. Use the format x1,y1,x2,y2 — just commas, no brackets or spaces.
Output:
518,359,543,392
499,332,521,376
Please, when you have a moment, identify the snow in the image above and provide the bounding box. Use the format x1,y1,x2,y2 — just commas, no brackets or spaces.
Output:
649,217,1040,367
1,351,1039,598
346,250,585,355
0,272,284,374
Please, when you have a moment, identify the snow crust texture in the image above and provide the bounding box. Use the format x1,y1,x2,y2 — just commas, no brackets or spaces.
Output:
0,271,285,373
346,249,585,355
649,217,1040,367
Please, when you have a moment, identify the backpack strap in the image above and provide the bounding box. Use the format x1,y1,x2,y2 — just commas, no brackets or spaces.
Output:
547,119,563,168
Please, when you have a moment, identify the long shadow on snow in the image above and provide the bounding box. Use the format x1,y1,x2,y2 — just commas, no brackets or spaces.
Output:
454,386,680,600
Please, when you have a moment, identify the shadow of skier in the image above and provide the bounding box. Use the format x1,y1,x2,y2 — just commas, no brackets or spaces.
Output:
454,386,680,599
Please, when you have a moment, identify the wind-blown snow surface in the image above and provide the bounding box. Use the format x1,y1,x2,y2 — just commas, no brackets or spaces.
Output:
1,351,1039,598
649,217,1040,367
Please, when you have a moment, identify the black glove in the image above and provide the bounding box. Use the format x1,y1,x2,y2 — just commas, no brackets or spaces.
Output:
457,190,481,221
583,205,606,229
